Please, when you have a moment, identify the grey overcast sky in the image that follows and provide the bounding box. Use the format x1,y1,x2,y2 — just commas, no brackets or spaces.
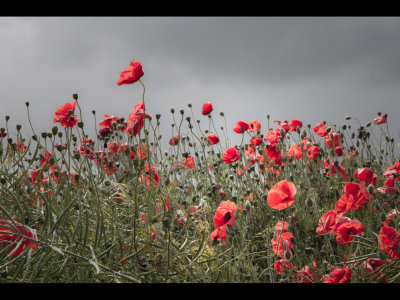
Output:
0,17,399,150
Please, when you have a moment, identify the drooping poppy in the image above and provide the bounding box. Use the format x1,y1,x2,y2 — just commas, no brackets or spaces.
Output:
233,120,249,134
267,180,297,210
117,60,144,86
222,147,240,164
202,102,213,115
53,101,79,129
207,134,220,145
125,102,150,136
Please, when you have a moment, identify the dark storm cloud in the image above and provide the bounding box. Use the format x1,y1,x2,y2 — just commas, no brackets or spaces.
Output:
0,17,399,151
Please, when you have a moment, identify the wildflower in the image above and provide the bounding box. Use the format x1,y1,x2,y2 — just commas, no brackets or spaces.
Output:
334,182,372,215
202,102,213,115
213,200,237,229
139,163,159,188
373,115,387,125
207,134,220,145
117,60,144,86
353,167,375,185
333,218,365,246
295,262,318,283
316,210,337,235
0,220,39,258
378,225,400,259
314,122,329,137
99,114,122,130
180,155,196,169
274,259,295,275
53,101,79,128
222,147,240,164
248,119,261,132
107,140,120,153
265,130,281,146
169,135,180,146
286,144,303,160
289,120,303,132
250,135,263,146
125,102,150,136
233,120,249,134
210,226,227,246
137,143,152,159
267,180,297,210
271,231,293,258
307,145,320,159
322,267,351,283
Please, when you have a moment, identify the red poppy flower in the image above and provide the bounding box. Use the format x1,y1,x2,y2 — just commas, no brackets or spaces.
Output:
213,200,237,229
222,147,240,164
0,220,39,258
265,130,281,146
139,163,159,188
295,262,319,283
53,101,79,128
333,218,364,246
99,128,112,137
373,115,387,125
267,145,283,166
307,145,320,159
271,231,293,258
125,102,150,136
353,167,374,184
313,122,328,137
244,144,256,157
250,135,263,146
316,210,337,235
267,180,297,210
202,102,213,115
107,140,120,153
322,267,351,283
137,144,152,159
0,132,7,138
117,60,144,86
176,210,187,227
99,114,122,130
207,134,220,145
334,183,372,214
169,135,180,146
274,221,289,236
382,209,400,227
210,226,227,246
289,120,303,132
383,162,400,179
40,150,52,168
274,259,295,275
286,144,303,160
361,258,388,282
248,119,261,132
378,225,400,259
233,120,249,134
180,155,196,169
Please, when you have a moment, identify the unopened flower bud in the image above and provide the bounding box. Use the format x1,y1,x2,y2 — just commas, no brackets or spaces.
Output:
16,124,22,131
41,132,47,139
170,108,175,114
368,184,374,194
73,94,78,100
77,121,84,128
345,115,351,120
52,126,58,135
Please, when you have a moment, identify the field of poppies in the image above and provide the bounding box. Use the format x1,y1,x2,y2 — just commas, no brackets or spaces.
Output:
0,60,399,283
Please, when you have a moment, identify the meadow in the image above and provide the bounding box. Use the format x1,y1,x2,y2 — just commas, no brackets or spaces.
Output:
0,60,399,283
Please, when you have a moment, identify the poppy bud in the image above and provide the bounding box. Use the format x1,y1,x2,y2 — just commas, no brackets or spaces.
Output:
365,122,371,128
325,127,331,134
16,124,22,131
5,116,10,121
180,110,184,115
380,212,387,223
219,112,224,116
342,124,347,130
104,180,111,186
155,114,161,120
186,117,191,122
305,247,314,255
58,132,63,138
345,115,351,120
244,200,252,211
305,197,314,208
284,250,292,260
73,94,78,100
296,126,301,134
367,184,374,194
162,217,171,228
41,132,47,139
170,108,175,114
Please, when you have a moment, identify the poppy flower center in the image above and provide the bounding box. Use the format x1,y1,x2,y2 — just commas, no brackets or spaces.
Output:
347,230,353,236
224,212,231,221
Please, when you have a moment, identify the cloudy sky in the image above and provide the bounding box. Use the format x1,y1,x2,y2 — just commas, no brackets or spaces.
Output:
0,17,399,150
